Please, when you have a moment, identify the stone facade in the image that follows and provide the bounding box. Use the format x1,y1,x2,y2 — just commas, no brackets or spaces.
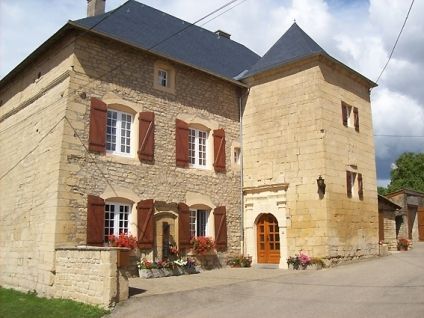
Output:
54,247,128,308
242,57,378,265
386,189,424,241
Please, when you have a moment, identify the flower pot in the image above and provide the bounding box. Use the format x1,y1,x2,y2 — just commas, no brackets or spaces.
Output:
162,268,173,277
117,249,130,268
138,269,153,279
151,268,163,278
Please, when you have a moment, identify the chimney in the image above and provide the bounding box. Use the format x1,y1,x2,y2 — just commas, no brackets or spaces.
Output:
87,0,106,17
215,30,231,39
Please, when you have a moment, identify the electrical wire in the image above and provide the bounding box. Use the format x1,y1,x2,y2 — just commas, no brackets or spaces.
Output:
0,0,243,135
375,0,415,84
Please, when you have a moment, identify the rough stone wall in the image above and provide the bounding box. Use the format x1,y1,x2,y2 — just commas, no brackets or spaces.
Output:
243,57,378,261
319,61,378,258
54,247,128,308
57,34,242,255
0,34,75,295
243,59,328,259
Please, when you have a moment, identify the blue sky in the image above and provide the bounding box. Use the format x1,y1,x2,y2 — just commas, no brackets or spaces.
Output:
1,0,423,186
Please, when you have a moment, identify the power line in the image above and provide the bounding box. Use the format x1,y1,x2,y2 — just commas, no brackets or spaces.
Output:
375,0,415,84
374,134,424,138
1,0,245,181
0,0,242,135
200,0,248,27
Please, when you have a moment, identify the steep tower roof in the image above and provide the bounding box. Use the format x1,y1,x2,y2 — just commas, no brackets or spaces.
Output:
244,23,326,78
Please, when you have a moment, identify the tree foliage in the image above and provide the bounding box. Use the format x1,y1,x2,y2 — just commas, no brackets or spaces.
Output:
384,152,424,194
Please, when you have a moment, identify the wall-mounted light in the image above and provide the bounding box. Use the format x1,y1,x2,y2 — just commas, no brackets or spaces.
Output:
317,175,326,195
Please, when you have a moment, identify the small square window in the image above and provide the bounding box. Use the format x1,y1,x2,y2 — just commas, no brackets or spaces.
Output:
158,69,168,87
233,147,241,165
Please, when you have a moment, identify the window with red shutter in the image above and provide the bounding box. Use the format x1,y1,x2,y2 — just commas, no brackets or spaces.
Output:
138,112,155,162
346,171,352,198
358,173,363,199
176,119,189,167
341,103,348,127
137,199,154,249
353,107,359,132
87,195,105,246
88,98,107,153
214,206,227,251
178,203,191,249
213,129,226,173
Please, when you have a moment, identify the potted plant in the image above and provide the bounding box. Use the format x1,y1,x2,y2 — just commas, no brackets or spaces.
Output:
287,251,311,270
397,238,409,251
137,258,154,278
227,255,252,268
108,233,137,268
190,236,215,255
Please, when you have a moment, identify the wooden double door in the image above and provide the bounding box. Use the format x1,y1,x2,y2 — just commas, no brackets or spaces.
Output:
257,213,280,264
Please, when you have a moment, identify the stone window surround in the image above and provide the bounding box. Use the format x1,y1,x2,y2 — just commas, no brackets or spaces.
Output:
101,95,141,164
188,127,208,169
231,141,241,171
106,109,133,157
153,60,175,94
104,201,131,241
178,114,219,172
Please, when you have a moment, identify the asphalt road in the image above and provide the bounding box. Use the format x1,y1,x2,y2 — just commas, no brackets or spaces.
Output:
109,243,424,318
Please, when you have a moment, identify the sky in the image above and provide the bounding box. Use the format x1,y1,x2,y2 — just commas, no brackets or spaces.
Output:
1,0,423,186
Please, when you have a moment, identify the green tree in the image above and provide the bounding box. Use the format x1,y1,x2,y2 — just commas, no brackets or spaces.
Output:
386,152,424,193
377,186,388,195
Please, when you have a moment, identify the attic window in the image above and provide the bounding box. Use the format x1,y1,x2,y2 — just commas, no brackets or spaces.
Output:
158,69,168,87
153,61,175,94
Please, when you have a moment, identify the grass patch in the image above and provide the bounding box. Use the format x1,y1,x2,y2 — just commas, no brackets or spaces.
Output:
0,287,109,318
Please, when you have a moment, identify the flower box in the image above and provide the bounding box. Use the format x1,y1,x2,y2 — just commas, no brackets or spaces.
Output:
138,268,153,279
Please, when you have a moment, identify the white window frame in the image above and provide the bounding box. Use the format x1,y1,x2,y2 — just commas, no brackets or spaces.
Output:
189,209,209,237
189,128,208,168
106,109,133,156
104,202,131,242
158,69,168,87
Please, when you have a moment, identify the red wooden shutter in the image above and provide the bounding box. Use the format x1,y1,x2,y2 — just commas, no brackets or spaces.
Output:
87,195,105,246
178,203,191,249
358,173,363,198
176,119,189,167
346,171,352,197
214,206,227,251
88,97,107,153
341,104,348,127
353,107,359,132
213,128,226,173
137,199,155,249
138,112,155,162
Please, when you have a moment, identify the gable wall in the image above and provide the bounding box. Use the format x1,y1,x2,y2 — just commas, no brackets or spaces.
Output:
0,34,76,295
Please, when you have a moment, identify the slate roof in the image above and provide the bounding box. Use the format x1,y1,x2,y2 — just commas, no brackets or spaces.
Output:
71,0,260,80
243,22,327,78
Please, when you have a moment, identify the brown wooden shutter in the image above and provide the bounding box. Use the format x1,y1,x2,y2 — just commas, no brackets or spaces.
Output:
341,104,348,127
346,171,352,198
87,195,105,246
213,128,226,173
176,119,189,167
353,107,359,132
138,112,155,162
178,202,191,248
214,206,227,251
88,97,107,153
137,199,155,249
358,173,363,199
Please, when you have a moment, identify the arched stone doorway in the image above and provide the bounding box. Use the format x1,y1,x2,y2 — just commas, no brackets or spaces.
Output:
257,213,280,264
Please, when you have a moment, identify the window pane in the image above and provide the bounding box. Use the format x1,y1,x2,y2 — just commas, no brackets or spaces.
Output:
197,210,207,236
106,111,117,151
190,210,196,238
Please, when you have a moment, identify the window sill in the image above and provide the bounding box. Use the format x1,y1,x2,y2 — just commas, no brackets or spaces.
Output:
102,152,139,165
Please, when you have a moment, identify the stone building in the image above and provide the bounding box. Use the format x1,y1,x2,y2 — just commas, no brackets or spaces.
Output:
386,189,424,242
378,194,401,250
0,0,379,306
